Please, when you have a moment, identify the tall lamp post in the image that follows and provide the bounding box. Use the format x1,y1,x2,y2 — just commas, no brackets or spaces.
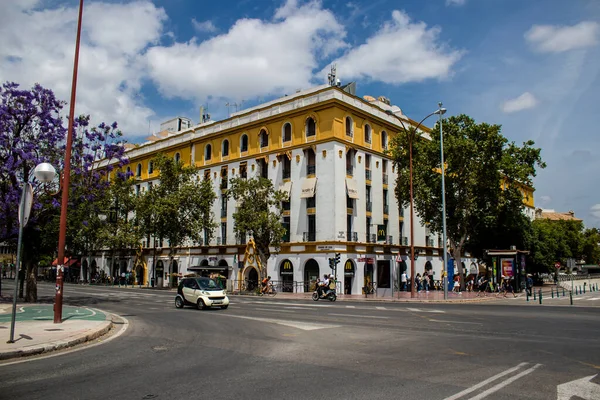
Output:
438,102,449,300
386,105,446,299
8,163,57,343
54,0,84,323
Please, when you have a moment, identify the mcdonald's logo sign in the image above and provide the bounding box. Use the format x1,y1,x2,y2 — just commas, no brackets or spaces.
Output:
377,225,387,241
283,261,292,270
280,260,294,275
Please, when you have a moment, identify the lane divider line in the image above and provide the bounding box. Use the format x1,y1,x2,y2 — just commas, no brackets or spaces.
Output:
467,363,542,400
443,362,529,400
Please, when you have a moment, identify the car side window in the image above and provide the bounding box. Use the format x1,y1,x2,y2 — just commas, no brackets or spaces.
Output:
190,280,199,290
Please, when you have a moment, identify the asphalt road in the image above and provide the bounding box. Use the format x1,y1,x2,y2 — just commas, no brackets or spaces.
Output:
1,281,599,400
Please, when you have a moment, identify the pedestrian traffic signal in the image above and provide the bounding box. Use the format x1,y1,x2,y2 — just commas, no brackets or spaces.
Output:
335,253,340,265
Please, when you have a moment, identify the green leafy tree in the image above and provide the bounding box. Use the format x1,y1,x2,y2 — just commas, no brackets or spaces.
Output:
226,177,286,279
135,153,217,285
530,219,584,273
582,228,600,265
389,115,545,287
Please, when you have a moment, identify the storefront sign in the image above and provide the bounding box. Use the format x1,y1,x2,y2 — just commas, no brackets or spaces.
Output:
280,260,294,275
316,245,334,251
377,225,387,241
501,258,514,277
344,260,355,276
356,257,374,264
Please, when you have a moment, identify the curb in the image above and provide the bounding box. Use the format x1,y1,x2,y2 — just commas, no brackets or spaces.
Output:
0,320,113,361
229,293,501,304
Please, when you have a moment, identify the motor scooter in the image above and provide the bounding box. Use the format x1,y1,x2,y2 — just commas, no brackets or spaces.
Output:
312,287,337,302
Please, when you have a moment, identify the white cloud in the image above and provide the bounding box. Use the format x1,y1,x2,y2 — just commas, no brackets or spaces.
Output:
501,92,538,113
192,19,217,33
0,0,166,137
525,21,599,53
144,0,347,101
446,0,466,6
591,204,600,219
325,10,463,85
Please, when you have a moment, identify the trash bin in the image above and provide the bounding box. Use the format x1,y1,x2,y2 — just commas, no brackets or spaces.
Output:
151,277,155,288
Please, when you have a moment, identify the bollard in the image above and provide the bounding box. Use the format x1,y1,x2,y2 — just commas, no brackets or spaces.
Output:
526,290,529,302
557,287,560,298
533,290,536,300
563,287,566,296
551,288,554,298
539,289,542,304
570,292,573,306
584,284,586,294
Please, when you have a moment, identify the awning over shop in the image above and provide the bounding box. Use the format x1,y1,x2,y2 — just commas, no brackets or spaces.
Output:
299,177,317,198
346,178,359,199
279,181,292,199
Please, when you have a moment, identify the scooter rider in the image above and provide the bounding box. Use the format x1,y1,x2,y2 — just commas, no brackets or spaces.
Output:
317,274,329,298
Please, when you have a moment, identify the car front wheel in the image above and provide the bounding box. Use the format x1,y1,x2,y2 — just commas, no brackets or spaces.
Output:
221,305,228,310
197,299,207,310
175,296,184,309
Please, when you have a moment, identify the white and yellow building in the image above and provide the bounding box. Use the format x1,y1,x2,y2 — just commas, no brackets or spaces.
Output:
90,82,489,294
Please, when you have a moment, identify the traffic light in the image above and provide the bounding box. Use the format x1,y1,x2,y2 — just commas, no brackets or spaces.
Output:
328,258,335,269
334,253,340,265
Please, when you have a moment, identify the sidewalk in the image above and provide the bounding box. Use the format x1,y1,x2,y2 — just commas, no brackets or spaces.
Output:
0,303,113,361
231,290,505,303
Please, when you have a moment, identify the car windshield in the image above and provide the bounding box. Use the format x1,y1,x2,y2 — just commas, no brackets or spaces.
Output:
197,278,221,290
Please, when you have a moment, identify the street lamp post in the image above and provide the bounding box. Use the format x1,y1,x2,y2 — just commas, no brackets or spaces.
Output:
438,102,449,300
386,105,447,299
8,163,57,343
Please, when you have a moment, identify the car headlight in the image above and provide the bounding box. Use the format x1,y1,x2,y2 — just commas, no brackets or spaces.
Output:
201,290,210,296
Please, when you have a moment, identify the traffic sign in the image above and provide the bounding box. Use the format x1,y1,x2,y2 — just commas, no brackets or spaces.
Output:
18,183,34,227
555,262,561,270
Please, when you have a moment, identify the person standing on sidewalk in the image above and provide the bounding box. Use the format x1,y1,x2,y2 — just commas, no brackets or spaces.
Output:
401,271,408,292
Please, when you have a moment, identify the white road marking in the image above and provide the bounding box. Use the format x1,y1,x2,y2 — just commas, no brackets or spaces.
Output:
586,297,600,301
376,306,386,310
255,308,297,313
428,319,483,325
345,305,356,308
467,363,542,400
443,362,529,400
328,313,389,319
217,314,339,331
406,307,445,313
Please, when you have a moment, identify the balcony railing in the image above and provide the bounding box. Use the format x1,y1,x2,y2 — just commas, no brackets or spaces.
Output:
383,204,389,214
383,174,388,185
282,230,290,243
366,233,376,243
402,236,408,246
307,165,316,175
236,234,247,245
346,165,354,176
216,237,222,245
303,231,316,242
366,201,372,212
346,231,358,242
387,235,393,244
427,238,435,247
220,208,227,218
365,169,371,180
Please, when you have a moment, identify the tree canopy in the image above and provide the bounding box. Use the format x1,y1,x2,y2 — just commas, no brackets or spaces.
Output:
227,177,286,278
389,114,545,286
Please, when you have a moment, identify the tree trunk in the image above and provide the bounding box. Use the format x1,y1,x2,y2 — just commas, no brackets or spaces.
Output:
25,262,37,303
451,240,465,290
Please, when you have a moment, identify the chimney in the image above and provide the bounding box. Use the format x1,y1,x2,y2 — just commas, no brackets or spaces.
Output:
568,210,575,217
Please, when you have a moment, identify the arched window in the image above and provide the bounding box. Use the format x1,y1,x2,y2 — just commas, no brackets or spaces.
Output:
240,134,248,153
148,160,154,174
126,166,131,175
205,144,212,161
381,131,388,150
306,117,316,137
136,163,142,177
174,152,181,164
222,140,229,157
364,124,372,144
282,123,292,142
345,116,353,137
259,129,268,148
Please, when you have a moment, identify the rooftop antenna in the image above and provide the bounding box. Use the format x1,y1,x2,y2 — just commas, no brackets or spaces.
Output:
328,64,337,86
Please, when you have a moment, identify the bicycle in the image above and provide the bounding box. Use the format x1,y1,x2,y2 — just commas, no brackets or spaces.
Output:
260,283,277,297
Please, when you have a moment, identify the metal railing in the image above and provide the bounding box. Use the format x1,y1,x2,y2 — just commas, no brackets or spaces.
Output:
383,204,389,214
307,165,316,175
346,231,358,242
303,231,316,242
366,233,376,243
346,166,354,176
365,169,371,180
366,201,372,212
220,208,227,218
383,174,388,185
402,236,408,246
387,235,393,244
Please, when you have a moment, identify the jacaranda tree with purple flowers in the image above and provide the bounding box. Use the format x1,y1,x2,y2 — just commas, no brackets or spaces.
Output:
0,82,128,302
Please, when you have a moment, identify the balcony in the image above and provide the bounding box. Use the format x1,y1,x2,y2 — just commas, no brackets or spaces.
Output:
402,236,408,246
427,238,435,247
303,232,316,242
282,230,290,243
387,235,393,244
346,231,358,242
220,208,227,218
383,204,389,215
366,233,376,243
216,237,222,245
365,169,371,181
307,165,316,175
366,201,372,212
383,174,388,185
346,165,354,176
236,234,247,245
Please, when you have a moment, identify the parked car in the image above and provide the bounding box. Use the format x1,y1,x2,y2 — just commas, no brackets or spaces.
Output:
175,277,229,310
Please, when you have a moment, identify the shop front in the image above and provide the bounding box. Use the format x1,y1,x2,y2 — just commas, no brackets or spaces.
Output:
343,260,355,294
279,259,294,292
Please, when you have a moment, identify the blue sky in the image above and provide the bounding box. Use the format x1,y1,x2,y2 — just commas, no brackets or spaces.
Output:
1,0,599,227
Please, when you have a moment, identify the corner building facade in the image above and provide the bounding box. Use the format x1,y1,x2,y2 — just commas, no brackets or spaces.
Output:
99,83,469,294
